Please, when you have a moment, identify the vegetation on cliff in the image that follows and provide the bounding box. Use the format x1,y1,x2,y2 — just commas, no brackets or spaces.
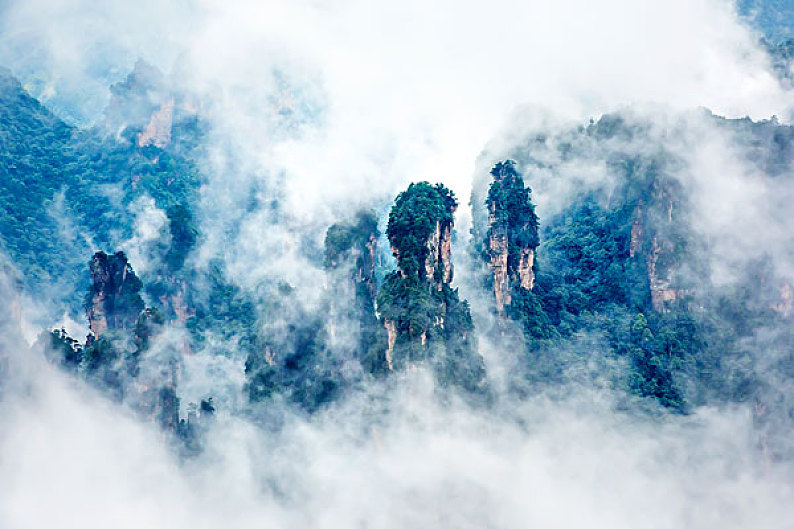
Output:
478,154,695,410
386,182,456,280
5,61,794,439
0,66,201,307
479,108,794,412
485,160,540,263
378,182,485,393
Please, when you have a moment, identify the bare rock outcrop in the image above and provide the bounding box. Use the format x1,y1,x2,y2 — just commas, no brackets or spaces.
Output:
323,211,388,373
86,251,145,338
137,97,174,148
640,195,688,313
377,182,484,391
488,223,511,311
422,220,454,289
384,320,397,370
484,161,540,316
646,236,680,311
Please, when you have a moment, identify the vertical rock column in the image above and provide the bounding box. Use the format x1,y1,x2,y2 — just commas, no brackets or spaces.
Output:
377,182,485,392
483,161,540,316
86,251,145,339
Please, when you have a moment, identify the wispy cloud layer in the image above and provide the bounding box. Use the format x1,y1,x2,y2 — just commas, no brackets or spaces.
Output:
1,1,794,528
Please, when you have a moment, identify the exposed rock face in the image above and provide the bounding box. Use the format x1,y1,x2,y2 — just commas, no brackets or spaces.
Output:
104,60,199,146
647,236,678,311
358,232,379,301
386,182,457,284
487,231,536,315
170,283,191,323
488,221,511,311
627,176,690,314
484,161,540,316
383,184,458,343
325,211,379,300
87,251,145,338
518,247,535,290
104,59,167,134
264,346,276,367
137,97,174,148
378,182,485,391
323,211,388,373
641,195,687,313
422,220,454,289
156,278,194,325
384,320,397,370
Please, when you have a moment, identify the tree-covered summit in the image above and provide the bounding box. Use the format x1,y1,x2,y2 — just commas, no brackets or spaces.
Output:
378,182,486,394
387,182,456,280
485,160,540,255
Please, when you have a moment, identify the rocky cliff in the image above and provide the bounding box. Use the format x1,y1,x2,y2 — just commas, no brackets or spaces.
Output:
381,183,459,361
323,211,387,373
37,250,208,442
483,161,539,316
104,59,168,135
86,251,145,339
629,183,688,312
137,97,174,149
386,182,456,286
422,219,454,288
325,211,379,302
104,59,200,151
377,183,485,392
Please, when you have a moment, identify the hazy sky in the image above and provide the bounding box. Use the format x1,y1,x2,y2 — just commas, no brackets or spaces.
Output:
0,0,790,212
2,1,794,528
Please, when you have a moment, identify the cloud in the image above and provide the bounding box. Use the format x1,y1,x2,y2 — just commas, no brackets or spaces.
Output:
1,0,791,214
2,343,794,529
3,0,791,302
2,1,794,528
122,195,169,276
181,0,792,221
